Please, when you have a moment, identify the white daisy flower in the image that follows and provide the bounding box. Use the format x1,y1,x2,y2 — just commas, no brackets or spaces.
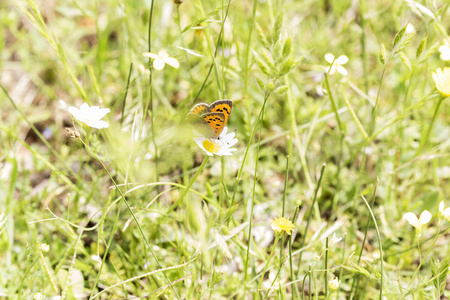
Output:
193,127,237,156
439,201,450,221
39,243,50,253
403,210,432,233
32,293,45,300
263,271,285,290
67,103,110,129
324,53,349,75
328,277,340,290
329,232,342,247
143,50,180,71
438,40,450,61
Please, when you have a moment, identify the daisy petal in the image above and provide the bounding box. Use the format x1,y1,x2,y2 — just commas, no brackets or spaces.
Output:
89,120,110,129
337,66,348,75
403,212,419,228
143,52,159,59
336,55,349,64
419,210,431,225
164,57,180,68
325,53,335,63
153,59,165,70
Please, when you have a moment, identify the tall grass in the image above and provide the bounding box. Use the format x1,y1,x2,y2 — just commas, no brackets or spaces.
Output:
0,0,449,299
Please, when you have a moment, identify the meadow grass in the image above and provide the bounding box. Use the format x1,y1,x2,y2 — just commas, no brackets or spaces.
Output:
0,0,449,299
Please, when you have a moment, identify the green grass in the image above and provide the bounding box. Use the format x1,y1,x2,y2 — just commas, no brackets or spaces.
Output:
0,0,449,299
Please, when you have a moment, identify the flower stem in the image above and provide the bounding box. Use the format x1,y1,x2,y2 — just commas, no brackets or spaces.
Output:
351,178,378,297
167,156,210,213
81,139,180,300
37,242,59,295
148,1,160,184
401,221,443,299
324,236,329,298
420,96,445,152
191,0,232,104
243,0,258,96
244,102,267,298
290,206,300,299
361,195,383,300
120,62,133,125
296,164,326,278
257,237,280,297
229,89,272,210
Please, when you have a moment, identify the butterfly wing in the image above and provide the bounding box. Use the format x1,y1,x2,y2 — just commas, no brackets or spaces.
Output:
209,100,232,126
189,103,211,115
187,103,215,137
187,113,222,138
201,112,226,139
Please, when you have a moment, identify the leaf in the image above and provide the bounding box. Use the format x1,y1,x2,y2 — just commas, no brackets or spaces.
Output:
272,12,284,43
176,46,204,57
180,3,228,34
416,36,427,58
221,203,240,222
256,23,270,49
418,41,440,64
393,24,407,47
275,85,289,94
206,222,249,251
431,256,449,297
379,43,386,65
399,52,411,71
282,36,292,57
395,32,415,54
253,50,271,75
343,257,371,277
404,0,436,20
256,77,266,90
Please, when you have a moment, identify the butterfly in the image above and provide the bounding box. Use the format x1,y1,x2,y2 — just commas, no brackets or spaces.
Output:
187,100,233,139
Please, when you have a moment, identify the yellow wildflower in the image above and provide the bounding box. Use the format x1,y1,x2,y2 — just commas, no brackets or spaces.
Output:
432,67,450,96
270,217,295,235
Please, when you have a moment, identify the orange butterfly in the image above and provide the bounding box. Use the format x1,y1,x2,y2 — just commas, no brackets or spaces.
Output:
187,100,233,139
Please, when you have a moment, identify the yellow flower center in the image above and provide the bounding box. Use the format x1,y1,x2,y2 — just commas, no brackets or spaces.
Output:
203,140,220,153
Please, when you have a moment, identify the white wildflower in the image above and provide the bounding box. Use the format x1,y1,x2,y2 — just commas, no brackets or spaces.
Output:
143,50,179,71
403,210,432,233
68,103,110,129
324,53,348,75
193,127,237,156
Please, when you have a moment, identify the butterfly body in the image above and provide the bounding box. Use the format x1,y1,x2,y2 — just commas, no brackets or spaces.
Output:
187,100,232,139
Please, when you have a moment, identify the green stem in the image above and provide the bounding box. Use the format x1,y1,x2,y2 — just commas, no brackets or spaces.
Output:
191,0,232,104
229,89,272,210
82,139,180,299
256,237,280,296
323,73,343,132
121,62,133,125
296,164,326,278
420,96,445,151
264,264,283,299
290,206,300,299
359,0,368,94
351,178,378,297
243,0,258,95
335,234,346,300
147,1,159,184
167,156,210,213
309,265,312,300
244,103,267,298
401,221,443,299
324,237,329,298
360,195,383,300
